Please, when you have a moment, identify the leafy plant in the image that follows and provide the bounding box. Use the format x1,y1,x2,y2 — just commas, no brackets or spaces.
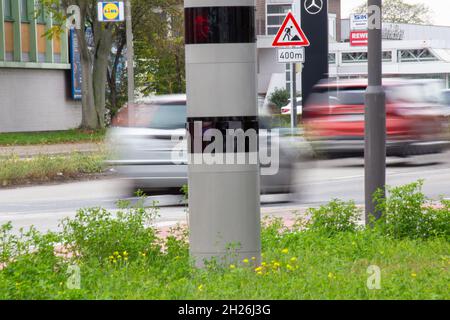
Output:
59,196,160,263
307,200,361,235
0,181,449,300
374,181,450,240
268,88,290,109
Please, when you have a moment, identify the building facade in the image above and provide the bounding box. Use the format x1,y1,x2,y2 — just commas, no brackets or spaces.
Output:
334,20,450,87
256,0,341,99
0,0,81,133
257,0,450,102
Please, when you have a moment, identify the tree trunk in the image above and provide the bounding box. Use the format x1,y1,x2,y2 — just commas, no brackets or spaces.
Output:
76,28,98,130
107,38,125,114
92,22,113,128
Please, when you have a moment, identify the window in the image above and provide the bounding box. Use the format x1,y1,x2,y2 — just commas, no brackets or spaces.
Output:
341,51,392,63
266,4,291,36
3,0,12,19
35,2,46,23
20,0,29,21
382,51,392,62
328,53,336,64
328,14,336,41
342,52,368,63
398,49,438,63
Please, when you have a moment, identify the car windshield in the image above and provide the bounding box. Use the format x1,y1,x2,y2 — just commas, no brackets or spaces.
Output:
117,103,187,129
387,83,444,104
147,104,187,129
442,91,450,105
308,87,366,106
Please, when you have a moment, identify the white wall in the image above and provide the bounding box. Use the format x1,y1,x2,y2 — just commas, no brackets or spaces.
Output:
0,68,82,133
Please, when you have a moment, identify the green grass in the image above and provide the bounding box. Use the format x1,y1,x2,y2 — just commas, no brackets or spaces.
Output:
0,129,106,146
0,182,448,300
0,153,107,187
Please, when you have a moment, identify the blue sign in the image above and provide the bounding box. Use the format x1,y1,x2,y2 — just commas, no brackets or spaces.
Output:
69,29,82,100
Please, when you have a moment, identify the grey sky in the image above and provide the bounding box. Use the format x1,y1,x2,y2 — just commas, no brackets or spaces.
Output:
341,0,450,26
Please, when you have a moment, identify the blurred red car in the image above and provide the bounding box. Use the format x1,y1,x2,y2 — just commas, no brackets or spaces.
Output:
303,79,449,157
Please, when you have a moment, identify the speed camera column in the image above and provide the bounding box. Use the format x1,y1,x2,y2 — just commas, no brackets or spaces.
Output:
185,0,261,267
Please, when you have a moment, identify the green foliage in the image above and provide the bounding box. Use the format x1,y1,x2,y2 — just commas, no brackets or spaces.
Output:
307,200,361,235
374,181,450,240
268,88,290,109
0,130,105,146
133,2,185,96
0,152,106,187
354,0,432,24
0,181,449,299
60,197,160,263
268,115,292,128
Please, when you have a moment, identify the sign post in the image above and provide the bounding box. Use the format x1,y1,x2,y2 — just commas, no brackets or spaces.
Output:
365,0,386,224
125,0,135,107
97,1,134,121
272,11,309,132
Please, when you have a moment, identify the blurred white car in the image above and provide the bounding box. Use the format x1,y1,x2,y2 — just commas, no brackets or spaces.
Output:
107,95,305,195
281,97,303,115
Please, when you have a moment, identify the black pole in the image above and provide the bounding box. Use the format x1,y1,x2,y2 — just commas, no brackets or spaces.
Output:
365,0,386,224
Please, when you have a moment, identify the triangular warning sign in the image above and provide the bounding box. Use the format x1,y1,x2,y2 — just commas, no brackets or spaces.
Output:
272,12,310,47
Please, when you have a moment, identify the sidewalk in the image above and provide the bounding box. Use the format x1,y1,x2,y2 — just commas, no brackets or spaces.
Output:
0,142,104,158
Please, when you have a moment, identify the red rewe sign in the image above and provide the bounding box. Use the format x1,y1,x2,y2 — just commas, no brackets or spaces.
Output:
272,12,310,47
350,31,368,46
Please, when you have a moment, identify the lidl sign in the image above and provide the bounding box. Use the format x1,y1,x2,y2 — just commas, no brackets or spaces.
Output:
98,2,124,22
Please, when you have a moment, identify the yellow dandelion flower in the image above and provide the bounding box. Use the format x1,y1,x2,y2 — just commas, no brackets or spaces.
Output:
251,257,256,261
123,251,128,256
411,273,417,278
124,257,128,261
243,258,249,264
262,262,267,267
229,264,236,269
290,257,298,263
281,248,289,254
117,255,122,259
287,264,294,271
198,284,203,291
113,259,117,264
255,266,263,273
113,251,119,256
328,272,334,279
257,271,263,276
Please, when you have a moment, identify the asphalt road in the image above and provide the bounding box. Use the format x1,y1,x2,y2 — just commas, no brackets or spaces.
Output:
0,151,449,233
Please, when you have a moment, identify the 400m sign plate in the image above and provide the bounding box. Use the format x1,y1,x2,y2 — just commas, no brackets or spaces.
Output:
277,48,305,63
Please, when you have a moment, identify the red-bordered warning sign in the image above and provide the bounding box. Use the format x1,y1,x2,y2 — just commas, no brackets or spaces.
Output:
272,12,310,47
